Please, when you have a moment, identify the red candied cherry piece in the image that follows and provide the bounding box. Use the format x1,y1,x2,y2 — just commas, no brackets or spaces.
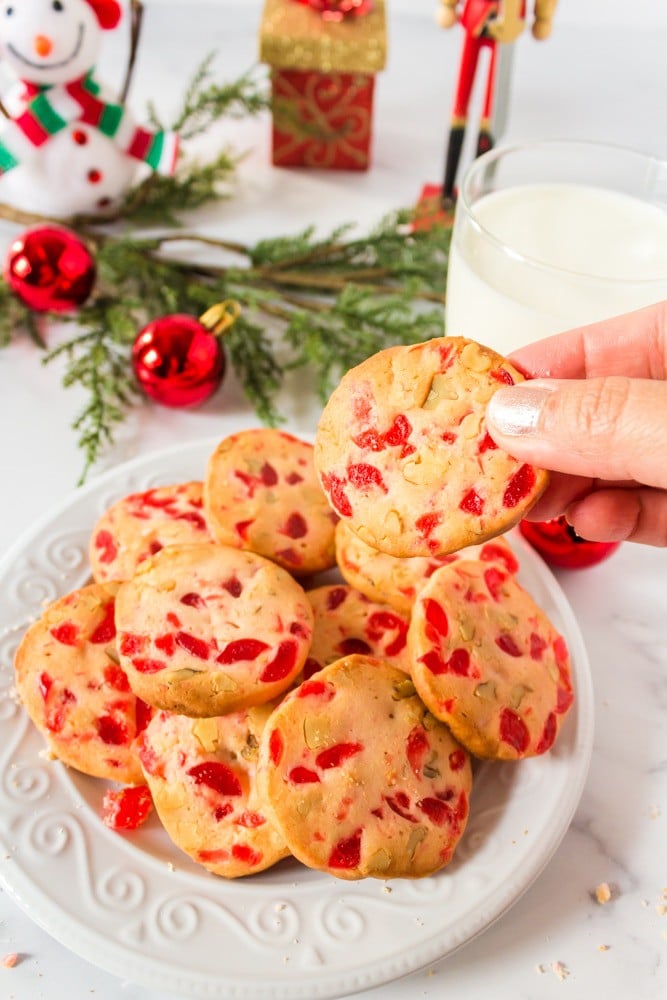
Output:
321,473,353,518
418,796,453,827
132,657,167,675
383,414,412,447
326,587,348,611
155,633,176,655
416,513,441,538
231,843,262,866
187,762,242,796
297,680,335,700
484,566,508,601
353,427,384,451
281,513,308,539
491,367,515,385
181,591,206,608
503,464,537,508
260,462,278,487
423,599,449,639
175,631,210,660
237,810,266,828
217,639,269,664
459,489,485,515
235,519,254,541
119,633,145,656
104,663,130,692
89,603,117,644
135,698,153,733
288,766,320,784
174,510,206,530
102,784,152,831
449,748,466,771
406,726,429,779
496,633,522,657
260,640,298,683
50,622,79,646
478,430,498,454
268,728,284,765
315,742,363,770
499,708,530,754
347,463,388,494
480,542,519,574
97,715,129,746
536,711,557,754
385,792,417,823
328,830,362,869
367,611,408,655
95,530,118,564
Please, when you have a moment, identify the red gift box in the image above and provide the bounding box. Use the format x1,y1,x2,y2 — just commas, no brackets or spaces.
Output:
260,0,387,170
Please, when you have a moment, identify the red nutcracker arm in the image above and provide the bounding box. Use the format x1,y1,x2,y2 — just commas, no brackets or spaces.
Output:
439,0,556,202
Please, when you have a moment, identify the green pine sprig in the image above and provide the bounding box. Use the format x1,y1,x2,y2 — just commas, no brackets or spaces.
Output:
0,56,453,482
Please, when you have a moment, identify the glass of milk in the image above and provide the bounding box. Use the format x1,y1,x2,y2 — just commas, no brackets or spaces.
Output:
445,139,667,355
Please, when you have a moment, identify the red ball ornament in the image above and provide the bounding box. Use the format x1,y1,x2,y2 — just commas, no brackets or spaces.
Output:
519,517,622,570
132,314,226,408
4,226,96,313
295,0,373,21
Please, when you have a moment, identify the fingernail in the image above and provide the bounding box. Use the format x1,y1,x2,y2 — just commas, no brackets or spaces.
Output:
487,384,556,436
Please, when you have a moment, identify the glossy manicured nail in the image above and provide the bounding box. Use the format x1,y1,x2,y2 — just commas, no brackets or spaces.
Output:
487,384,556,437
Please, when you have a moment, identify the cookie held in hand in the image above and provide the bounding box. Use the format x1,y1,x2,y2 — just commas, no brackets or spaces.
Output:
315,337,548,557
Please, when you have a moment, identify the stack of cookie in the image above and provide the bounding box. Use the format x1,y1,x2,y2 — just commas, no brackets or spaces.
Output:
13,337,574,883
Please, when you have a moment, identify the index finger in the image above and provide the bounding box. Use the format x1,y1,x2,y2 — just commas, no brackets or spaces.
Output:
507,300,667,380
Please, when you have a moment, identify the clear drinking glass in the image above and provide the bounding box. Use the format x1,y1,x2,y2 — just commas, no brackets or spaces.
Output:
445,139,667,355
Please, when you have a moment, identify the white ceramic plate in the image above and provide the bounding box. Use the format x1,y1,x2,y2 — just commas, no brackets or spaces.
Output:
0,435,594,1000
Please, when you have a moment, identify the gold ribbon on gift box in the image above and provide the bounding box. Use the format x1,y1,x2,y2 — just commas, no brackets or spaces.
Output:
260,0,387,74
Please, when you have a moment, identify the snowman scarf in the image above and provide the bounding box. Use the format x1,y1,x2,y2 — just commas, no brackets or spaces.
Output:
0,71,178,176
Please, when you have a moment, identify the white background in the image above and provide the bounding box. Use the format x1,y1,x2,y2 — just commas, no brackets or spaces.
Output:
1,3,667,1000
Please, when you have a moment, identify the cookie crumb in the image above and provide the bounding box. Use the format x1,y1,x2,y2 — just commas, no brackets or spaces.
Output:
383,886,392,894
656,904,667,917
551,961,569,980
594,882,612,905
166,862,175,872
641,899,650,908
598,945,610,952
2,953,19,969
275,903,286,912
649,805,661,819
536,964,547,974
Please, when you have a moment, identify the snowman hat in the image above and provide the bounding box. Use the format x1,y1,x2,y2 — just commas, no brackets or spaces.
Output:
84,0,123,30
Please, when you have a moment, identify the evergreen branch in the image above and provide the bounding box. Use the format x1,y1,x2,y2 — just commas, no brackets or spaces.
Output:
148,57,269,140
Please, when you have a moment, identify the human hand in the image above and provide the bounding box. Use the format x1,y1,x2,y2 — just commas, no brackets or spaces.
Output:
485,301,667,546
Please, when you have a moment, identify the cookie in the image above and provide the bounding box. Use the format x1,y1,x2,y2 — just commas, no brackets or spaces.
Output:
304,584,411,677
335,520,519,615
314,337,548,557
257,655,472,880
138,707,290,878
90,482,212,583
204,429,337,576
408,560,574,760
13,583,149,784
115,543,314,717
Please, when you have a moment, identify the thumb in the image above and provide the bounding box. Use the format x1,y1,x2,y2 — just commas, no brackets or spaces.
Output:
486,376,667,490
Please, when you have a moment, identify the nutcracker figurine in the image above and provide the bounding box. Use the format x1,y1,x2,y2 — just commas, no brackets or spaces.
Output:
438,0,557,201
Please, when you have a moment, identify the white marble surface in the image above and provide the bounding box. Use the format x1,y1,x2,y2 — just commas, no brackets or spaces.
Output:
1,3,666,999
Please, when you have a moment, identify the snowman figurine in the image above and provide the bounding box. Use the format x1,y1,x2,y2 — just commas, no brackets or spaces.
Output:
0,0,178,217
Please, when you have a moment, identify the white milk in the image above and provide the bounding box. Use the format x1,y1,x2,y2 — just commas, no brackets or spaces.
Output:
446,183,667,354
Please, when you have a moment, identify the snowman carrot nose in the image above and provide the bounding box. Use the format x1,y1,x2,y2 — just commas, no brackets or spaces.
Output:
34,35,54,58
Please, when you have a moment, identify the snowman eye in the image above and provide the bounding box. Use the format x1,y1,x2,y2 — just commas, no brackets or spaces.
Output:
52,0,64,10
5,6,14,15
